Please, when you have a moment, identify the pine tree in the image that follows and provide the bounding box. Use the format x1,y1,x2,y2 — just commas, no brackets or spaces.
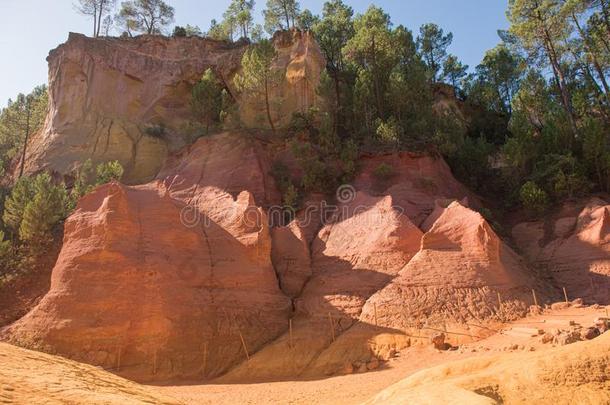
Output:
264,0,300,34
2,176,36,235
417,23,453,83
18,173,67,250
191,69,224,134
234,40,281,132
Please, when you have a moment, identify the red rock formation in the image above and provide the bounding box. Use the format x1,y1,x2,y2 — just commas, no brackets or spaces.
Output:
297,192,423,320
362,201,534,328
4,133,291,382
513,198,610,302
353,152,478,225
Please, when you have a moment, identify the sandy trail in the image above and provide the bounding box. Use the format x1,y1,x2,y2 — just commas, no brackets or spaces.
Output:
154,305,608,405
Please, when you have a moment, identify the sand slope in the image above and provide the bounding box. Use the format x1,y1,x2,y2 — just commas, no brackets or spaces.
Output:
0,342,180,404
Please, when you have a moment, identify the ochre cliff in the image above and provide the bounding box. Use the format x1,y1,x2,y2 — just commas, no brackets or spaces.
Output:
21,30,324,184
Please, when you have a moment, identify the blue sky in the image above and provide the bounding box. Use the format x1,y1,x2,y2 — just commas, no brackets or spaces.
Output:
0,0,509,105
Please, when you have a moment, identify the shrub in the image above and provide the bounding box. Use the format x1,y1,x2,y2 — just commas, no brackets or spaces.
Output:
144,123,167,139
282,183,299,215
519,181,548,216
95,161,124,185
173,26,187,37
373,163,394,180
2,176,36,235
0,230,10,261
18,173,68,251
192,69,224,134
375,118,401,149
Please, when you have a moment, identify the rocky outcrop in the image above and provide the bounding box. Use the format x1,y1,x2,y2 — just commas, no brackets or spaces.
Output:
365,331,610,404
238,30,325,130
361,201,535,329
3,133,291,382
353,152,478,226
513,198,610,302
297,192,423,320
21,31,324,184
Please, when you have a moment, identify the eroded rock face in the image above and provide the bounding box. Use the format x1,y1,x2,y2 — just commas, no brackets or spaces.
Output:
353,152,478,226
21,31,324,184
238,30,325,130
513,198,610,302
297,193,423,320
4,133,291,381
361,201,534,328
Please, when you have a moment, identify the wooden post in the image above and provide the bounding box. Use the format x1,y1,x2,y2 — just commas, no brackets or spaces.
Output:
497,292,502,308
532,289,538,307
116,346,122,372
289,319,293,349
563,287,569,303
202,342,208,376
153,349,158,375
374,303,378,327
328,312,335,342
239,332,250,361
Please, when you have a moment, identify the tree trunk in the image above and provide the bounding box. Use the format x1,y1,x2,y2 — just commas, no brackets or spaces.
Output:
572,13,610,106
599,0,610,38
19,99,32,178
333,69,342,136
93,7,98,37
264,77,276,133
96,1,104,37
542,27,578,139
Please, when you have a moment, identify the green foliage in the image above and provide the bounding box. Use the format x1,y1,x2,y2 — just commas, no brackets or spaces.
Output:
172,26,187,37
0,230,10,260
296,9,318,31
2,176,37,235
225,0,255,39
19,174,67,249
519,181,549,216
96,161,124,185
373,163,394,180
290,141,337,193
441,54,468,89
375,118,401,150
339,139,359,180
465,44,524,115
0,85,48,173
531,154,591,200
192,69,224,134
270,160,300,221
582,118,610,192
312,1,354,134
344,5,396,119
264,0,300,34
234,39,282,131
117,0,174,36
417,23,453,82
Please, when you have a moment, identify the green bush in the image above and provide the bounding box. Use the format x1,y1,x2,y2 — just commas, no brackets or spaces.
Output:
19,173,67,246
0,230,10,260
95,161,124,185
373,163,394,180
519,181,548,216
173,26,187,37
375,118,401,150
2,176,37,235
